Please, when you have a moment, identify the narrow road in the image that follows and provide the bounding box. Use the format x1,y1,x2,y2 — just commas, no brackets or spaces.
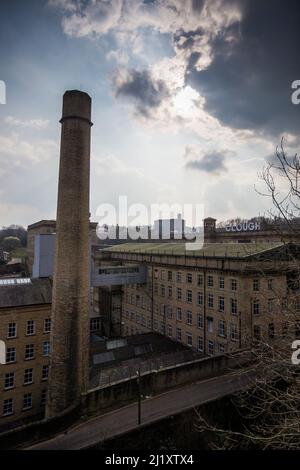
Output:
28,368,255,450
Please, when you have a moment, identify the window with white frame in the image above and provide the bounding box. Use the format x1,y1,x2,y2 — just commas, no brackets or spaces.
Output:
24,368,33,385
186,333,193,347
176,307,182,321
6,347,16,364
187,273,193,283
26,320,35,336
44,318,51,333
208,294,214,309
197,336,203,352
197,313,204,329
41,389,47,406
207,318,213,333
253,279,260,292
177,288,182,301
197,292,203,306
253,325,261,340
230,324,238,341
4,372,15,390
186,310,193,325
253,299,260,315
218,296,225,312
219,343,225,353
176,328,182,341
219,277,225,289
176,272,182,283
197,274,203,286
7,322,17,339
43,341,50,356
186,290,192,303
25,344,35,360
168,286,172,298
167,325,172,337
3,398,13,416
231,279,237,291
42,365,49,381
218,320,226,337
208,340,214,355
23,393,32,410
168,271,172,281
208,275,214,288
268,299,274,313
231,298,238,315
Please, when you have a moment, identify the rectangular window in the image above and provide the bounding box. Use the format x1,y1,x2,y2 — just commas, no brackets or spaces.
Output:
186,290,192,304
25,344,35,360
177,288,182,301
268,278,273,291
23,393,32,410
26,320,35,336
7,322,17,339
168,286,172,298
253,279,260,292
268,299,274,314
90,318,101,332
168,271,172,281
231,298,238,315
161,285,165,296
176,307,182,321
176,328,182,341
197,313,204,329
230,324,238,341
187,273,193,284
218,320,226,337
268,322,275,339
42,365,49,381
186,310,193,325
208,294,214,309
197,336,203,352
208,275,214,288
218,296,225,312
176,272,182,283
197,292,203,306
161,270,166,281
3,398,13,416
207,318,213,333
167,325,172,337
254,325,261,340
24,368,33,385
41,389,47,407
197,274,203,286
231,279,237,291
219,277,225,289
4,373,15,390
186,333,193,347
253,299,260,315
208,340,214,355
219,343,225,353
44,318,51,333
6,347,16,364
43,341,50,356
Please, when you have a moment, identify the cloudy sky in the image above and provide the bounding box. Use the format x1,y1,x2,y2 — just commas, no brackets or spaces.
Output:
0,0,299,227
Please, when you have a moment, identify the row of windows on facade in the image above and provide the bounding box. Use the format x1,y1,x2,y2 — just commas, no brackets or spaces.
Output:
5,342,50,363
6,318,51,339
127,290,280,315
124,310,239,339
2,390,47,417
154,270,274,292
3,365,49,391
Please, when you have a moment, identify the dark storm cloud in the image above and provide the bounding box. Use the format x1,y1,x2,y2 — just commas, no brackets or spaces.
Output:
185,148,228,174
113,69,170,117
186,0,300,136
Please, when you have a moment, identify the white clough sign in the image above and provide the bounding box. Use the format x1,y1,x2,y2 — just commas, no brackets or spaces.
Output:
225,221,261,232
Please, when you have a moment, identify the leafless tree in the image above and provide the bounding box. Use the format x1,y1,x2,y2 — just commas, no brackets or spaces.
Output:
196,140,300,449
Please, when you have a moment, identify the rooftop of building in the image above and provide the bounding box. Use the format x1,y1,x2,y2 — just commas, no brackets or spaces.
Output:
104,241,295,259
27,219,98,230
0,277,52,309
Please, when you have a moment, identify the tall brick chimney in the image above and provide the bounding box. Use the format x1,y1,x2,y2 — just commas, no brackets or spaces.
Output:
46,90,93,418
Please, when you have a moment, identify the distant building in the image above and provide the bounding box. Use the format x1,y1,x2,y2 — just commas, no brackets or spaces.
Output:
0,250,9,263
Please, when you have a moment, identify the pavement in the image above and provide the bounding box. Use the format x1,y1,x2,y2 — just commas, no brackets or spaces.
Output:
27,368,256,450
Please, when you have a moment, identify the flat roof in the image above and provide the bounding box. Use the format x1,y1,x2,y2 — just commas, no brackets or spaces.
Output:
104,242,287,259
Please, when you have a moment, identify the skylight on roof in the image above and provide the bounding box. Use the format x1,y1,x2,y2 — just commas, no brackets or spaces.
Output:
0,278,32,286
